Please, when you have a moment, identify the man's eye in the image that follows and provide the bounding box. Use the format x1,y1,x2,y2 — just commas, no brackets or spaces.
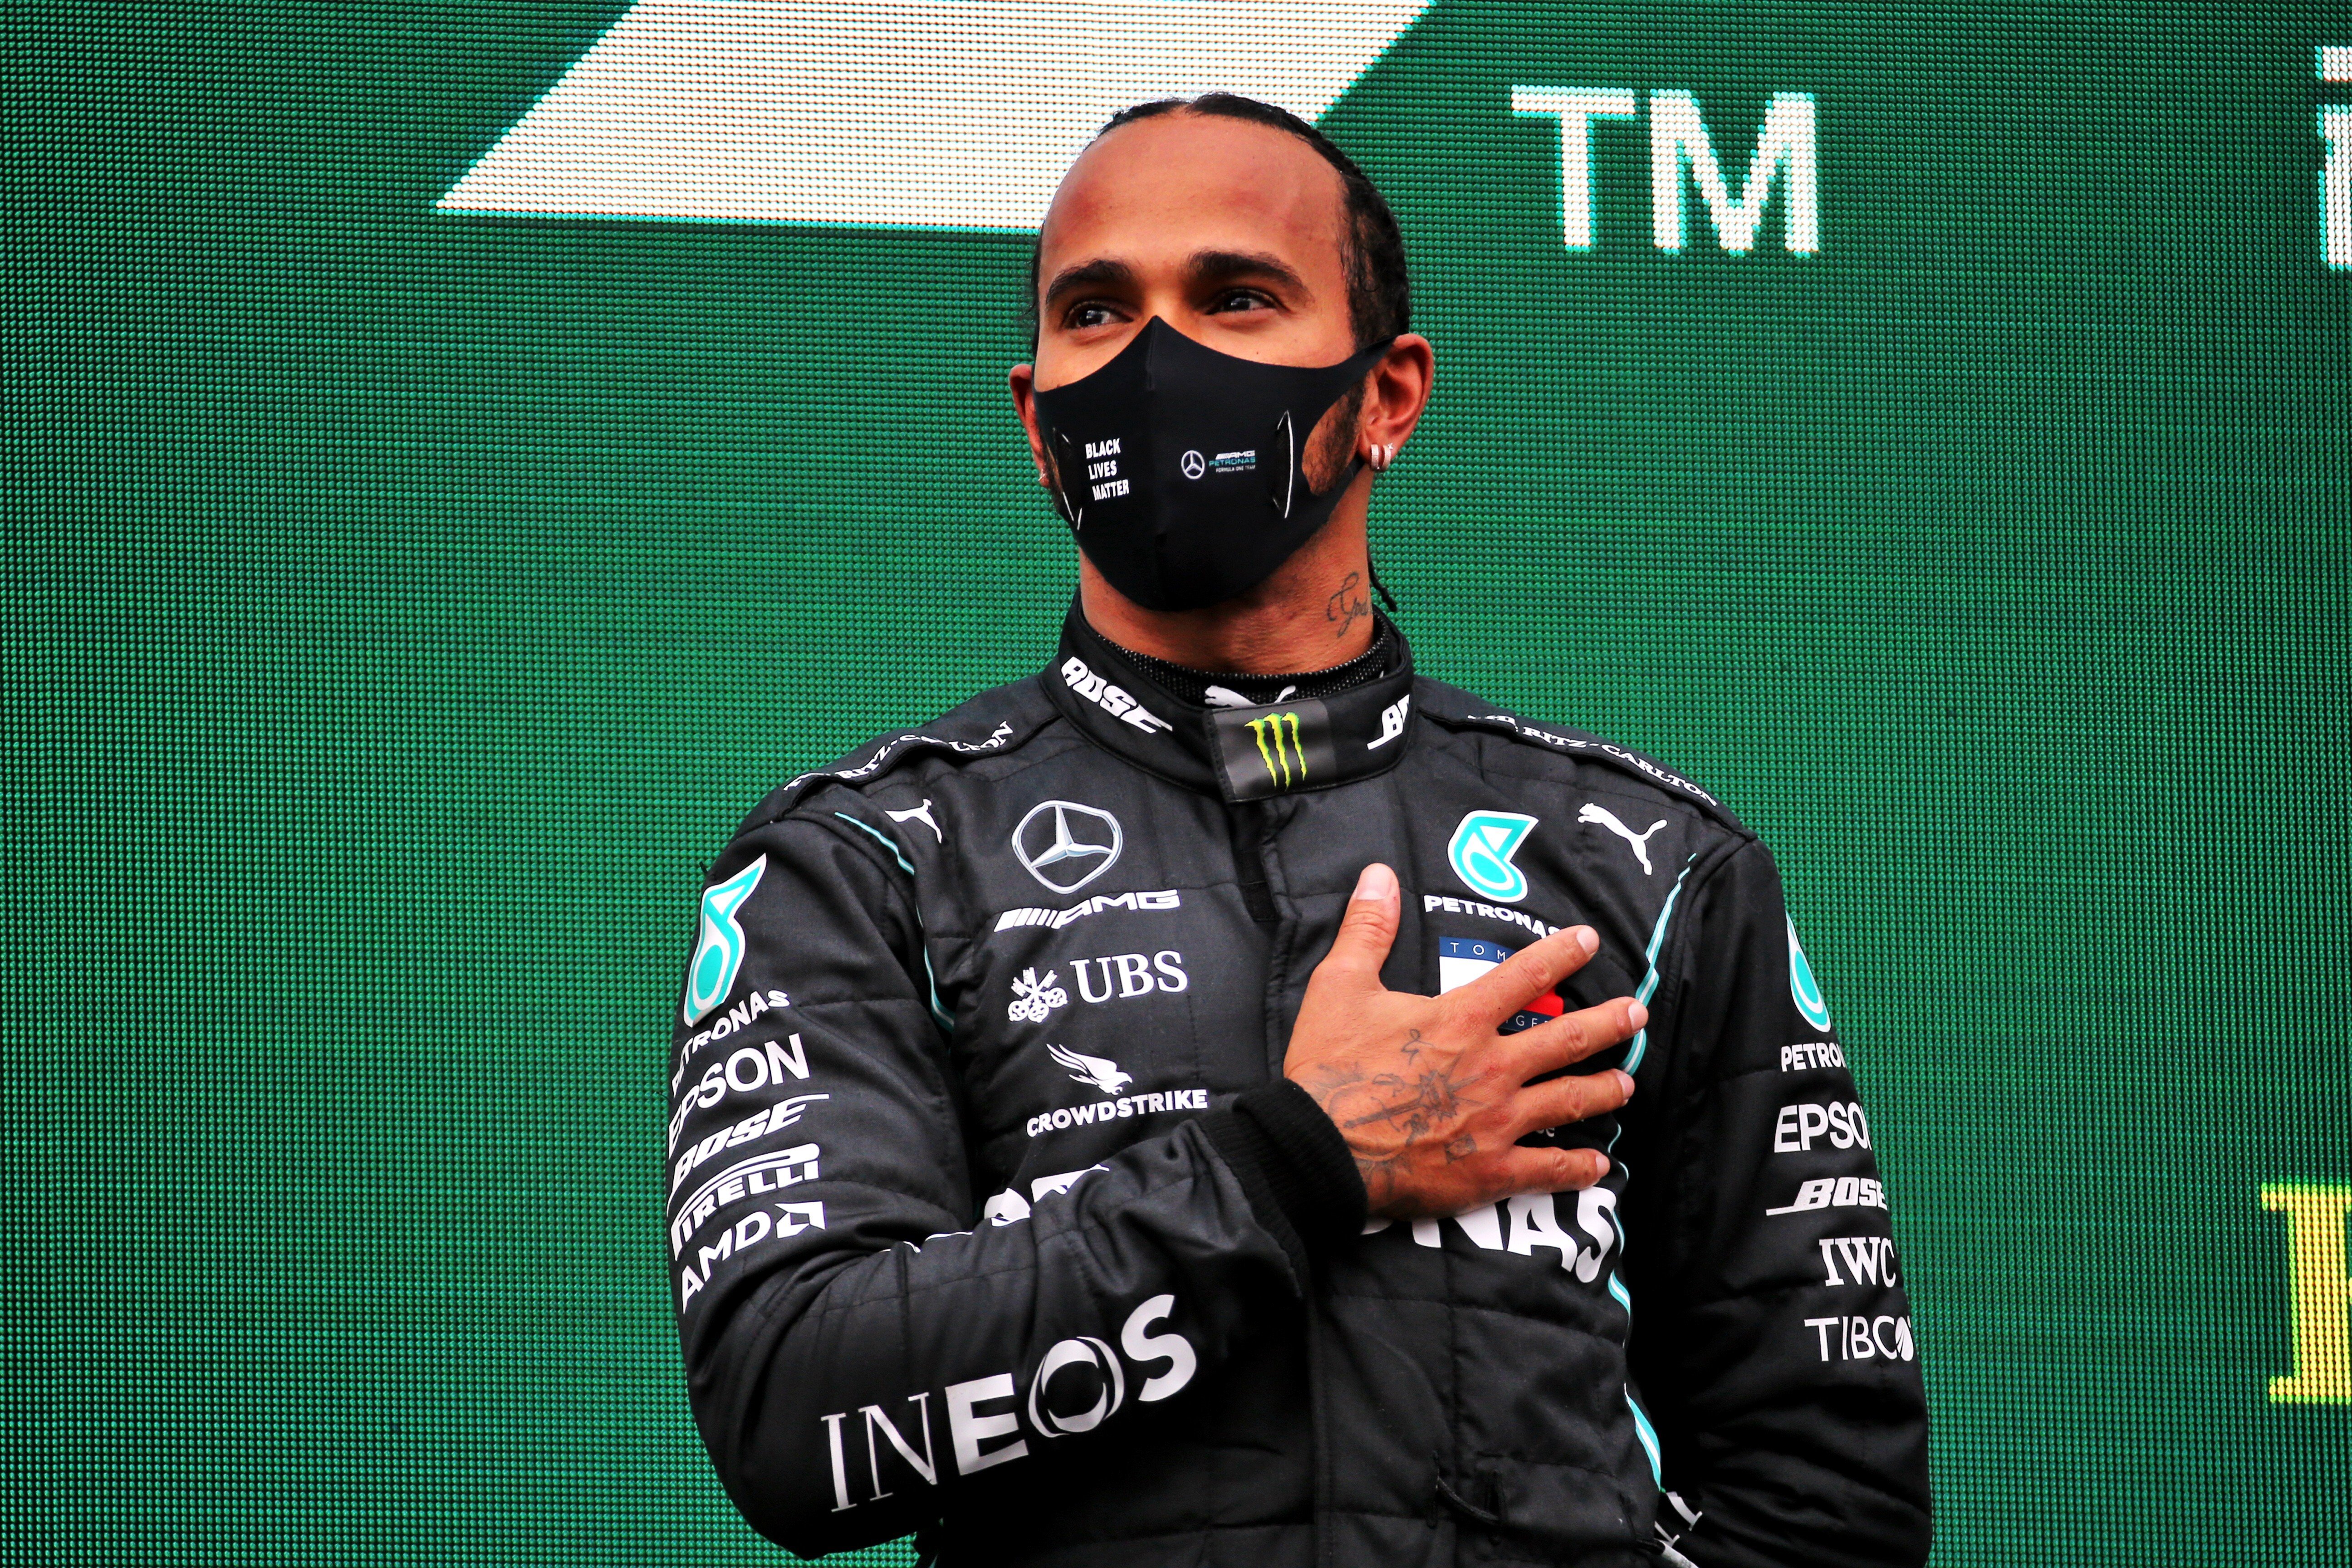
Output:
1208,289,1276,314
1064,302,1122,330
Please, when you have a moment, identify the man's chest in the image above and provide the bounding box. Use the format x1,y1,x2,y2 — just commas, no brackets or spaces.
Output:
910,755,1686,1219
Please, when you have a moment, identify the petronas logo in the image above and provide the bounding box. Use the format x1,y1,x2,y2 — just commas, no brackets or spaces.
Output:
1246,712,1309,788
1447,812,1537,904
684,856,767,1024
1787,916,1834,1033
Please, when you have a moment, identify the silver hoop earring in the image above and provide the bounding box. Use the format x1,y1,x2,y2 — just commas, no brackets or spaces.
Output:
1367,443,1394,472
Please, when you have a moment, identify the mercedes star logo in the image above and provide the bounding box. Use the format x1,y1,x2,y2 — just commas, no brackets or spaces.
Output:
1179,449,1206,480
1012,800,1124,894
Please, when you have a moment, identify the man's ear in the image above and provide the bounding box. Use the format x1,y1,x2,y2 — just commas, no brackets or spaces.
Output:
1359,333,1435,458
1008,363,1053,486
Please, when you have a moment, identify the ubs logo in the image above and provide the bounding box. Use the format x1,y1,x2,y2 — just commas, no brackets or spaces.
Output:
1013,800,1123,894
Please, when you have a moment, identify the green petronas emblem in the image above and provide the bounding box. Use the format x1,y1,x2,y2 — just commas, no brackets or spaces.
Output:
1247,711,1308,787
684,855,767,1024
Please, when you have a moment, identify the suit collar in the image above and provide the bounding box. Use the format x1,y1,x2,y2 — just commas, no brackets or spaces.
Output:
1044,603,1419,802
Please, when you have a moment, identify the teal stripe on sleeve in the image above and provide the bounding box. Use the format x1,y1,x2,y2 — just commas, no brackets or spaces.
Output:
833,812,953,1033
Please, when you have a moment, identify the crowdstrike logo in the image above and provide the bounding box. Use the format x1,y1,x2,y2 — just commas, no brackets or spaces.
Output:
1024,1088,1210,1140
1465,715,1720,808
1046,1044,1132,1095
437,2,1432,229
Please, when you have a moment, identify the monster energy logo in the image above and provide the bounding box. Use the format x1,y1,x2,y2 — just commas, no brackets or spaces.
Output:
1211,696,1333,801
1246,712,1309,787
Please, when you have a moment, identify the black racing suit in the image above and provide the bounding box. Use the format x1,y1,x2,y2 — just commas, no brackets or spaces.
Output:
666,607,1931,1567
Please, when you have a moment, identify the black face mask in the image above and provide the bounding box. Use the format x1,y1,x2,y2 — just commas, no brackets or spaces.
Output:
1031,318,1392,612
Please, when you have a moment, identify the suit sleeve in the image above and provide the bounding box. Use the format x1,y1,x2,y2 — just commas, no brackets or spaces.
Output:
1622,837,1932,1568
665,803,1362,1557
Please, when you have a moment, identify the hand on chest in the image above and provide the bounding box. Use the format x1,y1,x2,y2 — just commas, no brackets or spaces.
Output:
941,775,1678,1195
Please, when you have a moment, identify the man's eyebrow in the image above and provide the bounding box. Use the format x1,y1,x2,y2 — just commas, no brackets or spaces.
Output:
1042,257,1139,309
1042,249,1315,312
1185,249,1310,295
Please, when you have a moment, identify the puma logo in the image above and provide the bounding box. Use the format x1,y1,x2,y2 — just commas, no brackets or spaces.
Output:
885,799,942,843
1578,802,1668,876
1205,683,1299,710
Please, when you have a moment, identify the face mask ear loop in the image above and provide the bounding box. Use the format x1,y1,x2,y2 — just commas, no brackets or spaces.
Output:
1356,337,1403,614
1367,549,1401,613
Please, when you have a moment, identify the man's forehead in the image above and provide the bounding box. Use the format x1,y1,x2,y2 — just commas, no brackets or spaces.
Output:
1037,112,1348,280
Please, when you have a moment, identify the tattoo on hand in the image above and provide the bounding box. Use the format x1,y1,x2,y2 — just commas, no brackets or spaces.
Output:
1325,1064,1484,1144
1296,1033,1492,1209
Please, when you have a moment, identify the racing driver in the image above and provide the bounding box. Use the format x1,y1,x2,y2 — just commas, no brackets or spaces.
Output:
666,94,1930,1568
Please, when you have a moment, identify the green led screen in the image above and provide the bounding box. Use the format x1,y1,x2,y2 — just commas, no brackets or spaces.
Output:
11,2,2350,1563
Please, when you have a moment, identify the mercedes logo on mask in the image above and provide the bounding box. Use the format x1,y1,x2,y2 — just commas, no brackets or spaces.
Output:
1179,449,1206,480
1012,800,1124,894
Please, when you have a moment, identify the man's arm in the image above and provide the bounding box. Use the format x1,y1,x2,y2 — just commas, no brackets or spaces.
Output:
666,806,1362,1557
1625,838,1932,1568
670,823,1642,1554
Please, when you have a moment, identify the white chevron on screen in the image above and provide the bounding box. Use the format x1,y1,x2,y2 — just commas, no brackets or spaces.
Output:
437,0,1432,229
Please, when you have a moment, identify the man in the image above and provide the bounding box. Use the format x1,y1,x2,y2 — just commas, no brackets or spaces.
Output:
667,94,1929,1568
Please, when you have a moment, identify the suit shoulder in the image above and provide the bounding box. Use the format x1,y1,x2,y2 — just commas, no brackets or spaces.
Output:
1411,676,1749,838
730,675,1061,838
